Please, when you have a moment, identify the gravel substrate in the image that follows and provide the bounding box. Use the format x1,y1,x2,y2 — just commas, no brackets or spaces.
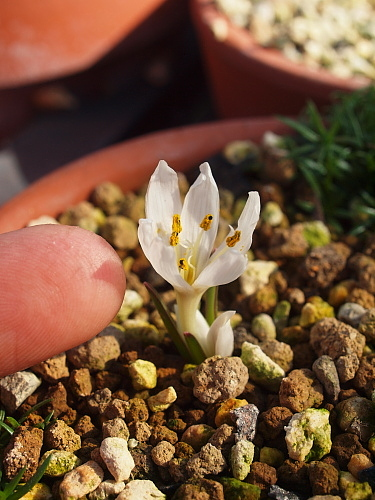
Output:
1,142,375,500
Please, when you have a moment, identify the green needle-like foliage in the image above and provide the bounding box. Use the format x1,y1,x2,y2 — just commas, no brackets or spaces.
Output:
280,86,375,235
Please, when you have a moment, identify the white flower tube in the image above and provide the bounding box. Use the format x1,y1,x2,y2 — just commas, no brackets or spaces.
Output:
138,160,260,358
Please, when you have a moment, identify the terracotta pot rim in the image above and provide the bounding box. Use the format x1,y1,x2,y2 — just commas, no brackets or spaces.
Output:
192,0,370,91
0,116,291,234
0,0,170,88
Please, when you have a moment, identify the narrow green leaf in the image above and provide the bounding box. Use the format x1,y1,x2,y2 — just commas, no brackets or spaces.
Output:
183,333,206,365
144,282,192,362
278,115,319,142
204,287,217,326
18,399,52,426
7,455,53,500
0,422,15,436
2,467,26,497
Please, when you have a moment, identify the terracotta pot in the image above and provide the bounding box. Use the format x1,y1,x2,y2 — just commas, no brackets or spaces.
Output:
0,117,290,234
190,0,370,118
0,0,175,88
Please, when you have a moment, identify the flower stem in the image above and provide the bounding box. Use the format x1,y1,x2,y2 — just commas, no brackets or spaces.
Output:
204,286,217,326
144,282,192,361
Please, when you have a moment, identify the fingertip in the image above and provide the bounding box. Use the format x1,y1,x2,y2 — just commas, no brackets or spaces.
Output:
0,224,126,375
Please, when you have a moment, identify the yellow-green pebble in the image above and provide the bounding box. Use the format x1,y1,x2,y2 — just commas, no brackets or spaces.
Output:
299,296,335,327
259,446,284,468
147,387,177,412
215,398,249,426
18,483,52,500
128,359,157,390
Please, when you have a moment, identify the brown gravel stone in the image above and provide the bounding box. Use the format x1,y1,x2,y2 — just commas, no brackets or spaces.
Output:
347,287,375,308
310,318,366,383
74,415,99,439
173,477,225,500
192,356,249,404
94,370,122,391
184,409,206,426
2,426,43,481
90,181,125,215
353,354,375,398
349,253,375,294
181,424,215,451
150,440,175,467
260,340,293,372
258,407,293,440
44,420,81,452
292,342,316,370
208,424,235,457
247,461,277,492
331,433,371,469
67,335,121,371
277,459,311,495
128,420,152,442
335,396,375,441
308,461,340,496
45,382,76,424
99,215,138,250
130,443,157,481
186,443,227,478
32,353,69,383
149,425,178,446
69,368,93,398
125,398,149,422
268,224,309,259
279,368,324,412
301,242,351,288
102,418,130,440
85,387,112,415
175,441,196,459
248,284,278,315
101,398,128,419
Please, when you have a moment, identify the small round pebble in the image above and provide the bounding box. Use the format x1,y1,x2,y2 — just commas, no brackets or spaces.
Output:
337,302,367,327
147,386,177,412
99,437,135,482
192,355,248,404
128,360,157,391
0,371,41,413
348,454,374,479
230,439,255,480
59,460,104,500
116,479,165,500
150,440,175,467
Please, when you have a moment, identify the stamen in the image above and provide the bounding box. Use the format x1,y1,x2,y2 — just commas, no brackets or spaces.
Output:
172,214,182,233
178,258,188,270
200,214,214,231
226,230,241,247
170,232,179,246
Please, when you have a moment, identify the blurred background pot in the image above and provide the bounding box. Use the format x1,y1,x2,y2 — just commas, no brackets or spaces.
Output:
190,0,371,118
0,0,181,88
0,117,290,233
0,0,187,141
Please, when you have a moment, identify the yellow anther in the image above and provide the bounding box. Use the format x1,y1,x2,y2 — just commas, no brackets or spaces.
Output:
172,214,182,234
178,258,188,270
199,214,214,231
226,230,241,248
170,232,179,246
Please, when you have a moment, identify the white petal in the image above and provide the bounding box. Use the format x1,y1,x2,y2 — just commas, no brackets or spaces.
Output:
192,309,211,355
236,191,261,253
145,160,182,236
193,247,248,290
206,310,235,357
180,162,219,276
138,219,191,294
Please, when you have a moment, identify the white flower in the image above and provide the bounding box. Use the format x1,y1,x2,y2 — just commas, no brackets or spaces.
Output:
138,160,260,358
